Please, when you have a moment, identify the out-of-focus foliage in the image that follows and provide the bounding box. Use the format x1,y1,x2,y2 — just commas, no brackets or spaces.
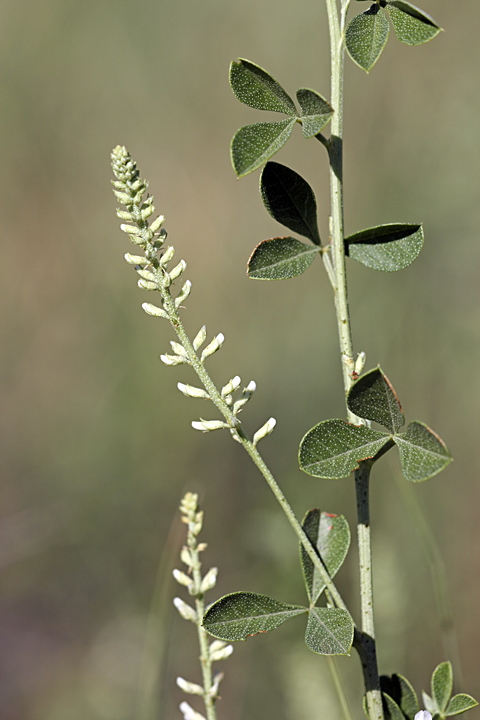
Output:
1,0,480,719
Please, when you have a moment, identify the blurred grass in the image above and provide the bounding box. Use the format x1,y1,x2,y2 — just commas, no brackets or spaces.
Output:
1,0,480,718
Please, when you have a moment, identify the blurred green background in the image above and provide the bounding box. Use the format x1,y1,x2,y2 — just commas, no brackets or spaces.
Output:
1,0,480,718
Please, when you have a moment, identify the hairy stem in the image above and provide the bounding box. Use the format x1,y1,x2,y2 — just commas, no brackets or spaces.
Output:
324,2,384,718
191,553,217,720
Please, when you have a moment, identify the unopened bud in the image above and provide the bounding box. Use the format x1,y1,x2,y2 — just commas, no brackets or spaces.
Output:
136,268,156,281
201,333,224,362
160,354,189,366
170,341,188,357
176,677,204,696
221,376,241,398
193,326,207,352
173,569,193,588
180,546,193,566
125,253,146,265
173,597,197,623
200,567,218,593
150,215,165,233
141,204,154,220
177,383,209,399
175,280,192,308
233,380,256,414
138,279,157,291
160,246,175,266
191,420,228,432
355,352,366,376
179,702,206,720
253,417,277,446
169,260,187,281
117,210,133,221
209,643,234,662
121,223,143,236
142,303,168,319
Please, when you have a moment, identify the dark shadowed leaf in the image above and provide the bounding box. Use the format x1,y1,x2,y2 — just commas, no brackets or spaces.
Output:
380,674,419,720
230,59,297,115
432,661,453,714
345,6,390,72
231,120,296,177
386,1,441,45
446,694,479,716
299,419,391,479
301,510,350,604
247,237,320,280
296,88,334,138
305,607,354,655
260,162,321,244
345,223,423,271
347,367,404,433
383,694,406,720
203,592,306,641
394,421,452,482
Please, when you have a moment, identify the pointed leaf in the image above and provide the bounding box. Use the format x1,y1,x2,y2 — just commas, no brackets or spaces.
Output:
380,674,419,720
386,1,441,45
260,162,321,244
230,59,297,115
247,237,320,280
345,6,390,73
432,661,453,714
383,694,406,720
296,88,334,138
301,510,351,604
299,419,391,479
305,607,354,655
394,421,452,483
348,367,404,433
345,223,423,272
231,119,296,177
202,592,306,641
445,694,479,716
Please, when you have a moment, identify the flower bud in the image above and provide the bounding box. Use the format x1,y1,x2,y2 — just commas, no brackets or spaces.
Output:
179,702,206,720
173,597,197,622
175,280,192,308
176,677,204,696
200,567,218,593
160,354,189,366
142,303,168,319
173,569,193,588
193,326,207,351
191,420,227,432
160,246,175,266
169,260,187,281
201,333,224,362
253,417,277,446
138,279,157,291
221,376,241,398
125,253,146,265
177,383,209,399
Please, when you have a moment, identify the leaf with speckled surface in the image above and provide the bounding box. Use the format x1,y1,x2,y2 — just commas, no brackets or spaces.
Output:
296,88,333,138
203,592,306,641
299,419,391,479
248,237,320,280
380,673,419,720
445,694,479,716
345,223,423,272
230,59,297,115
348,367,404,433
260,162,321,244
386,1,441,45
345,6,390,72
231,119,296,177
305,607,354,655
394,421,452,482
432,661,453,714
301,509,351,604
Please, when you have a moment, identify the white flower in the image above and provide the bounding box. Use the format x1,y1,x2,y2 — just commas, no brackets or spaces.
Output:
415,712,432,720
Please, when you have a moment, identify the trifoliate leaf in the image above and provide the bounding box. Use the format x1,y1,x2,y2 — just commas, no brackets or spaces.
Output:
345,5,390,73
345,224,423,272
394,421,452,482
432,661,453,714
301,510,351,604
445,694,479,717
247,237,320,280
260,162,321,244
231,119,296,177
347,367,404,433
386,1,441,45
305,607,354,655
230,59,297,115
299,419,391,479
202,592,306,641
296,88,334,138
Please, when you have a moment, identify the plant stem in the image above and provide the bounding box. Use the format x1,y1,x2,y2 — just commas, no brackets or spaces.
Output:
191,554,217,720
323,2,384,718
326,656,354,720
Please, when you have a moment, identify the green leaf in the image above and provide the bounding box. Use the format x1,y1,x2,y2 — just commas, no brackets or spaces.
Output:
347,367,404,433
229,59,297,115
394,421,452,482
380,674,419,720
301,509,351,604
231,119,296,177
422,692,438,717
203,592,306,641
247,237,320,280
305,607,354,655
383,694,406,720
296,88,334,138
445,694,479,716
299,419,391,479
432,661,453,714
260,162,321,244
386,1,441,46
345,6,390,73
345,223,424,272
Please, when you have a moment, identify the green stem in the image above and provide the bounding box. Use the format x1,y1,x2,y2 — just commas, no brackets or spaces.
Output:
191,551,217,720
162,288,349,614
323,3,384,718
326,656,354,720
